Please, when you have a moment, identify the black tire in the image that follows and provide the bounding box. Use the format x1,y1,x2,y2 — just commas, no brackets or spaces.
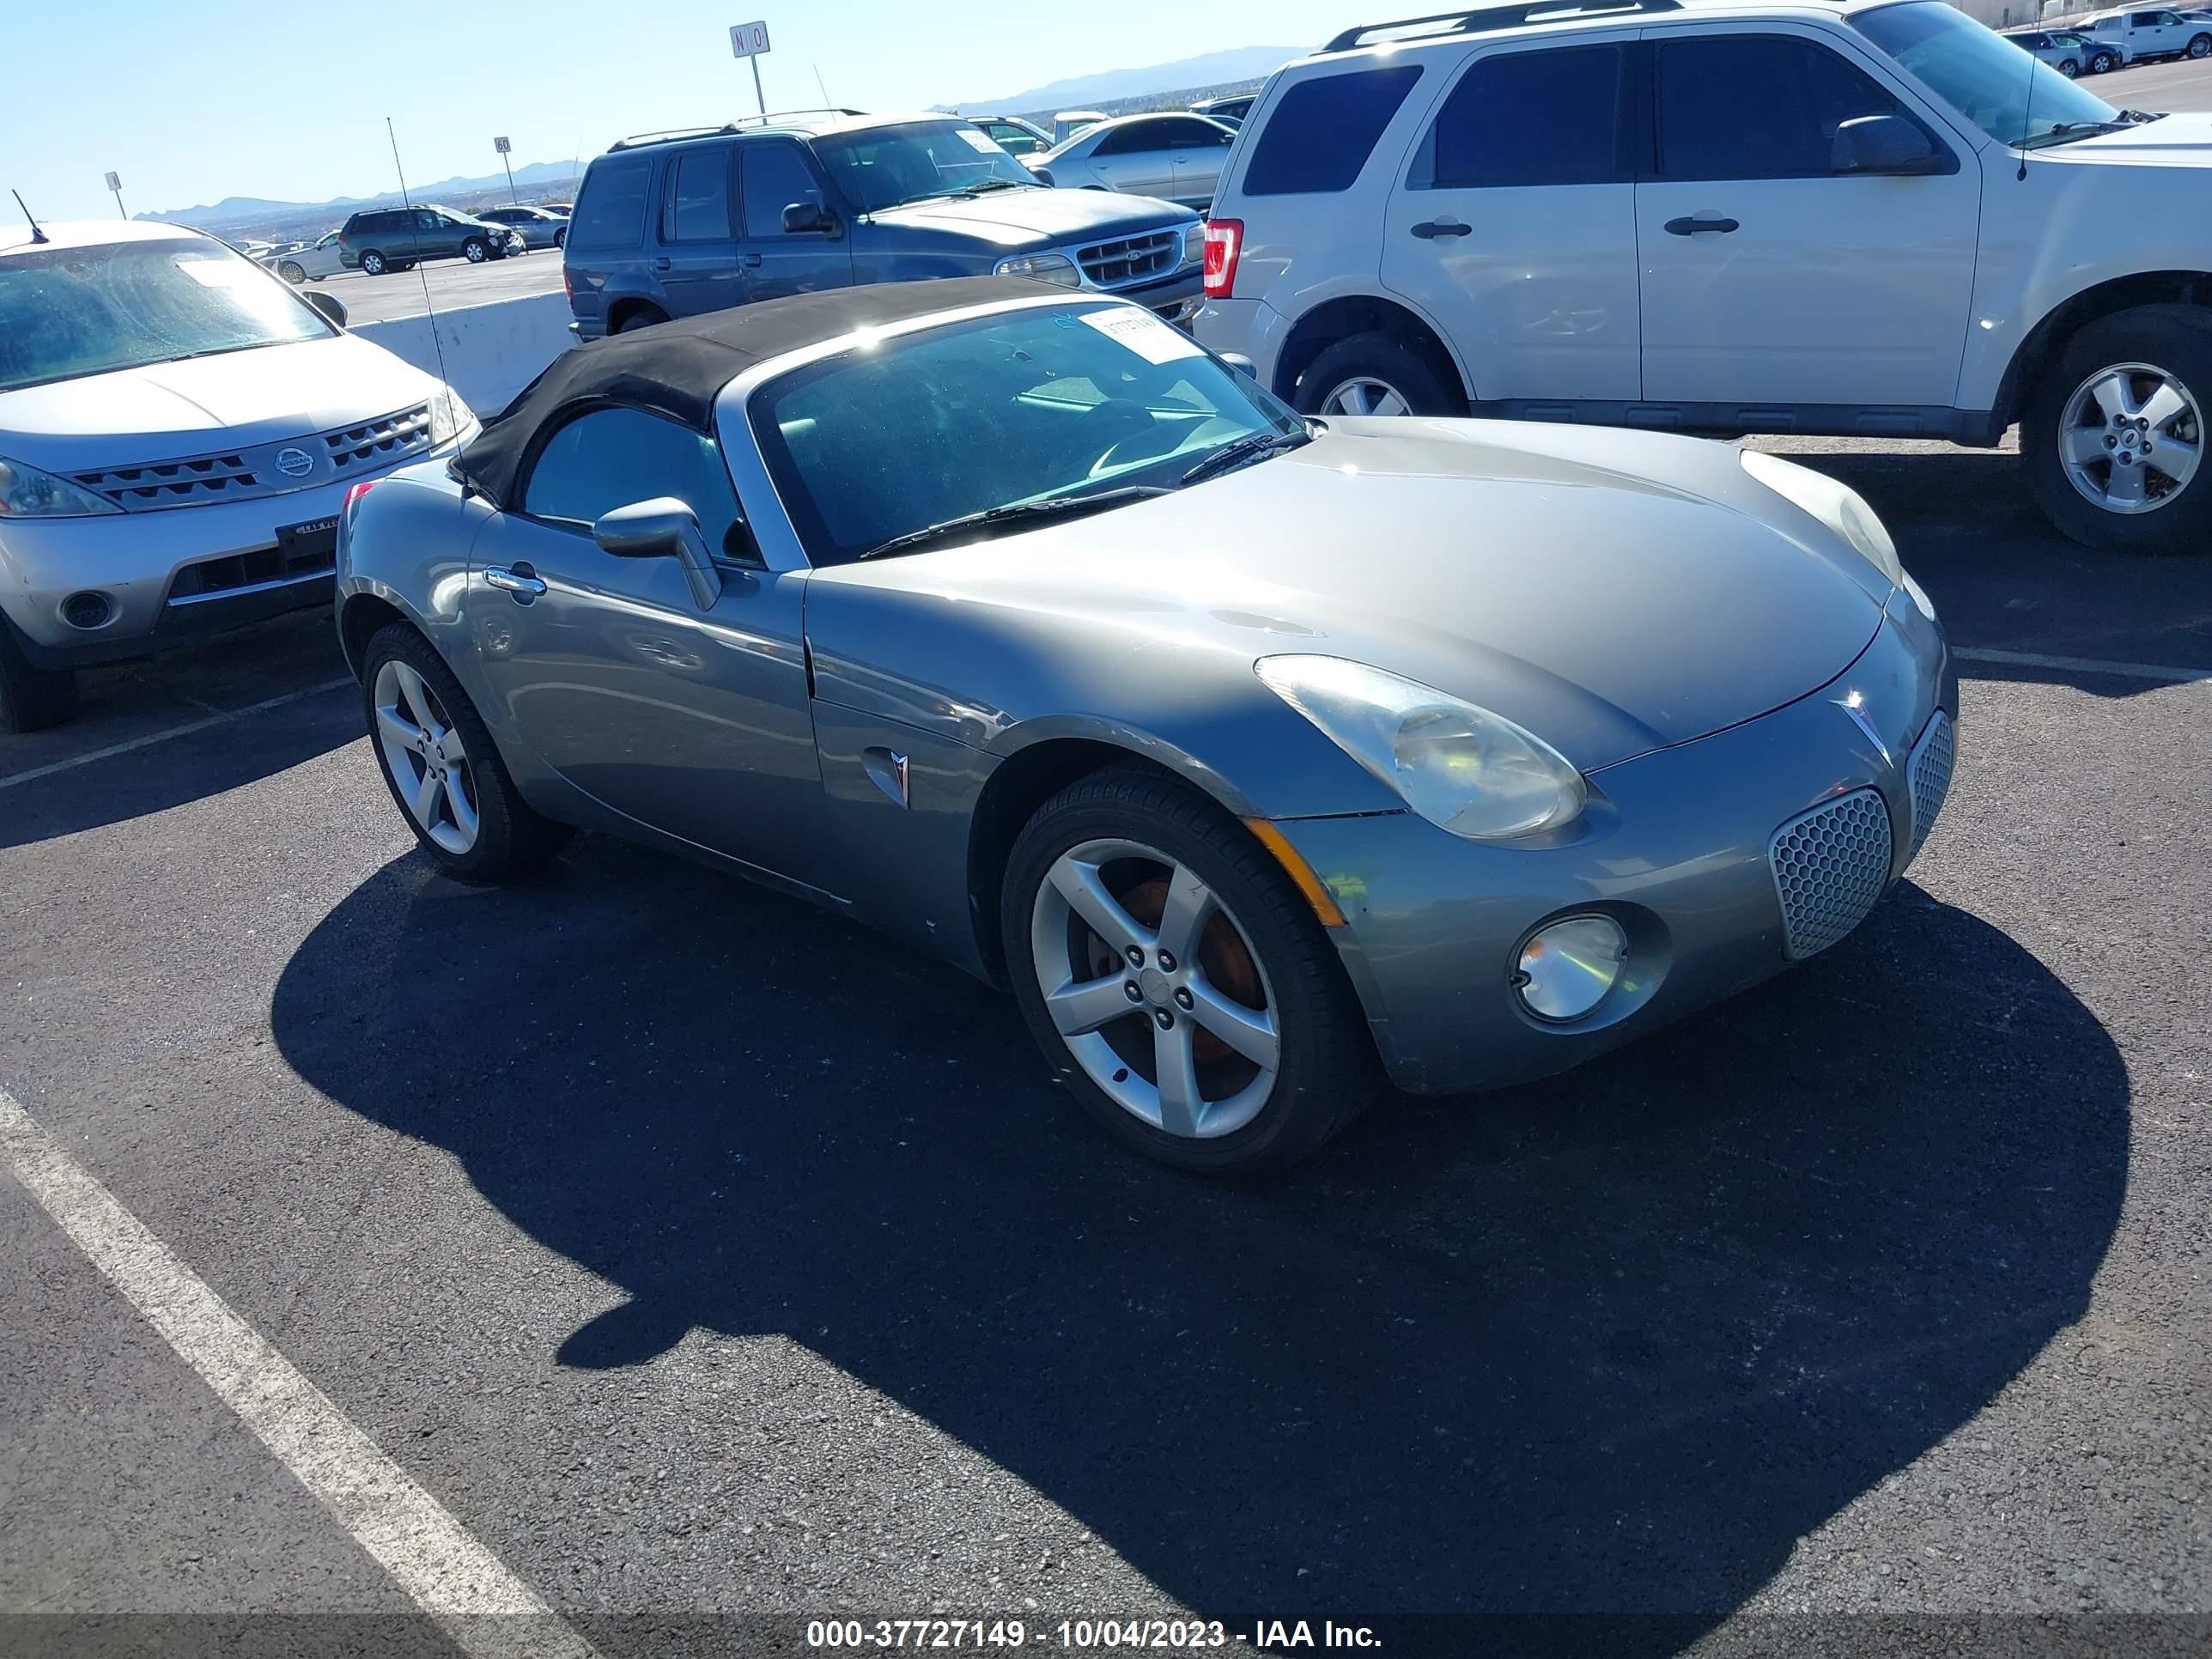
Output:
615,308,666,335
552,228,566,250
2190,33,2211,58
462,237,489,264
278,260,307,284
2094,51,2119,71
1294,329,1466,418
2022,302,2212,556
2059,57,2080,77
361,623,573,883
1001,766,1377,1173
0,623,78,734
359,249,387,276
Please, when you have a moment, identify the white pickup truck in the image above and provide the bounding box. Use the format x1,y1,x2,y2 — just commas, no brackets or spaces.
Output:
1196,0,2212,555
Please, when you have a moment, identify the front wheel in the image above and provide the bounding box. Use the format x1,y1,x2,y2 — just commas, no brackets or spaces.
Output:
1002,767,1376,1172
2058,57,2080,76
2189,33,2210,57
2023,303,2212,556
1295,331,1466,418
362,624,573,882
462,237,489,263
2093,51,2119,71
278,260,307,283
0,623,78,734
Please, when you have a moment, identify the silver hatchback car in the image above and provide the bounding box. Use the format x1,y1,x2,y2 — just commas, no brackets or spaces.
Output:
337,278,1954,1172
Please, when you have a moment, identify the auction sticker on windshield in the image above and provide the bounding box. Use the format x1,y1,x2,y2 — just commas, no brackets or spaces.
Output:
956,127,1004,155
1079,307,1203,365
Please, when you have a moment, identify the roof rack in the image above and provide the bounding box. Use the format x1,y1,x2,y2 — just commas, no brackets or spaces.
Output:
1323,0,1680,52
609,109,869,150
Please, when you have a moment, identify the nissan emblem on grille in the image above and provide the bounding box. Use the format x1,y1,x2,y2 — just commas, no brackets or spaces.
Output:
274,447,316,479
1768,789,1893,960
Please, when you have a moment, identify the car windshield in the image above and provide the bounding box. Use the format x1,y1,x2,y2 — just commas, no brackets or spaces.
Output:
750,303,1305,565
0,239,329,394
1857,1,2122,147
812,120,1041,211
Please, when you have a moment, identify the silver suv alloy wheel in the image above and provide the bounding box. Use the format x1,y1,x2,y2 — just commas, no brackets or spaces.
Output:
2057,361,2203,514
1320,377,1411,416
1029,838,1282,1139
373,659,481,854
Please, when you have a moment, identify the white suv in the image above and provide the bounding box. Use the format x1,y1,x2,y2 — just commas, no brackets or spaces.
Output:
1195,0,2212,555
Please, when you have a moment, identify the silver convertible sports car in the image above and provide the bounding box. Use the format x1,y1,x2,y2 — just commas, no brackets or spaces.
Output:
337,277,1957,1171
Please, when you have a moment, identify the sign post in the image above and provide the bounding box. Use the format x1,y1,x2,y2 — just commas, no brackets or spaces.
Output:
493,136,517,203
103,171,125,220
729,20,771,118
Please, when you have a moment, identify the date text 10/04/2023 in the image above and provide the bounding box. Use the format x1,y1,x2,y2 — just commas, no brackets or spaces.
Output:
804,1619,1383,1650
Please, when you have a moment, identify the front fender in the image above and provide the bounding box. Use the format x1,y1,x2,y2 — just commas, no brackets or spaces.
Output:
334,462,493,703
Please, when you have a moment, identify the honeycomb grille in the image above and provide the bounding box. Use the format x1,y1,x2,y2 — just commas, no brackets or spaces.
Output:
1906,711,1955,861
1769,788,1893,960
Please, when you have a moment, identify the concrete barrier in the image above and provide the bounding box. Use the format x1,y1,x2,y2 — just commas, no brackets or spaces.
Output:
355,292,574,417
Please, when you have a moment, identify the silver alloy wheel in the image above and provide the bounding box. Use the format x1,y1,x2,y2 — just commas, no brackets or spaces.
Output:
1030,838,1281,1140
279,261,306,283
1321,377,1411,417
2057,360,2203,514
361,252,385,275
465,240,488,262
373,659,481,855
2191,34,2209,56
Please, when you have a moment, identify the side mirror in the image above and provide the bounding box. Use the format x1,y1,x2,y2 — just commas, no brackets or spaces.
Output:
592,497,723,610
1832,113,1944,176
781,201,837,236
301,290,347,329
1220,352,1258,380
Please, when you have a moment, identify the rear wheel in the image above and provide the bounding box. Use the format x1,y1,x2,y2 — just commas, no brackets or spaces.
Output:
0,623,78,734
552,227,566,250
615,307,667,334
362,624,572,882
1002,767,1376,1172
2024,303,2212,556
1296,331,1465,418
2189,33,2210,57
359,249,388,276
278,260,307,283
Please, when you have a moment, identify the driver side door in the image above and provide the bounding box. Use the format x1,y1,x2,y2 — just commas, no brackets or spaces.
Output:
1633,28,1980,410
465,405,831,893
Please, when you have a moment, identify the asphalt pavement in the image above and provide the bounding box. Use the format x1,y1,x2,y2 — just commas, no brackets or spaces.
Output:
314,248,568,328
8,65,2212,1654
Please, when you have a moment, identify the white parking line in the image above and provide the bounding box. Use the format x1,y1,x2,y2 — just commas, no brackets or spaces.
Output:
0,677,356,793
0,1085,601,1659
1954,647,2212,685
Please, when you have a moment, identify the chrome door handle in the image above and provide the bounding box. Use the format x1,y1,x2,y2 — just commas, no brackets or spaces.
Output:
1663,215,1740,235
1410,218,1471,240
743,252,763,267
483,566,547,599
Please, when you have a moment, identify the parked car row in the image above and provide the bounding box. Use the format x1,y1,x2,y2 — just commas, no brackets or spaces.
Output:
2002,24,2125,73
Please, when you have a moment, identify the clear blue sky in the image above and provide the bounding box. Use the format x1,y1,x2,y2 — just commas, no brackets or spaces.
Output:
3,1,1360,222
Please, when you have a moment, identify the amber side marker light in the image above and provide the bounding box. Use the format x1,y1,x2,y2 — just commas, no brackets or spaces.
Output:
1243,817,1349,927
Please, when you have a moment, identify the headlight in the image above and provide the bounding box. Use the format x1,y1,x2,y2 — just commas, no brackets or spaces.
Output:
994,252,1080,286
0,456,120,519
427,384,477,447
1740,449,1904,587
1179,225,1204,270
1255,655,1586,841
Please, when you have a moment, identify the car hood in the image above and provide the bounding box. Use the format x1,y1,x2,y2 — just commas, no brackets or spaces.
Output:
833,421,1893,772
866,187,1196,250
0,331,445,471
2051,111,2212,166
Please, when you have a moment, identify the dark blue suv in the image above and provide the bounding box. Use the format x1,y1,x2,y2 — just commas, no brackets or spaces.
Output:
562,111,1206,342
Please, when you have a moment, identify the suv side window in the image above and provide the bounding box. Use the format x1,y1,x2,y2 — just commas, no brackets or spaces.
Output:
1655,35,1917,180
740,143,826,237
521,407,745,558
569,157,653,251
1243,66,1423,195
1417,46,1626,189
661,147,734,242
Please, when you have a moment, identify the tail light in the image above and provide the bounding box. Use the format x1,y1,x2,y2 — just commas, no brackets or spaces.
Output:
562,263,574,304
1202,218,1243,300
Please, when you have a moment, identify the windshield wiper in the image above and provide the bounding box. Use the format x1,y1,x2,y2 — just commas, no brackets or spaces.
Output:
958,177,1035,193
854,485,1170,562
1179,430,1309,487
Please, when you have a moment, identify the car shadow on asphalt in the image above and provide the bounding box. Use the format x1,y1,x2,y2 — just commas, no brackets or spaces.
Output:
271,837,2127,1655
1784,448,2212,689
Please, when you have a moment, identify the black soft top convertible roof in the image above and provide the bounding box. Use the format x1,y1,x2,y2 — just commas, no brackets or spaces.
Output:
452,276,1054,509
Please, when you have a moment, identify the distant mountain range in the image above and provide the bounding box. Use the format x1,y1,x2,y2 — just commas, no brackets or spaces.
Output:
137,160,580,230
939,46,1305,116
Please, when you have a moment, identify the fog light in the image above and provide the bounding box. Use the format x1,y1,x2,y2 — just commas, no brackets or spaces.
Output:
1513,915,1627,1022
60,590,115,629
